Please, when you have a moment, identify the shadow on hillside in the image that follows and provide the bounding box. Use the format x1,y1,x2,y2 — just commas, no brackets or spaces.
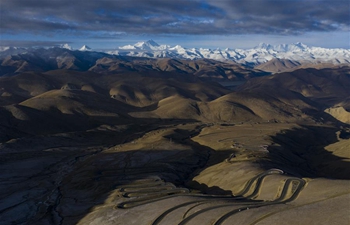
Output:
49,148,230,224
1,118,233,225
163,127,238,192
54,148,204,224
0,103,198,142
260,125,350,179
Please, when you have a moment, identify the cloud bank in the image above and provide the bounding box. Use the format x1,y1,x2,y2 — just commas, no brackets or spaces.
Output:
1,0,348,38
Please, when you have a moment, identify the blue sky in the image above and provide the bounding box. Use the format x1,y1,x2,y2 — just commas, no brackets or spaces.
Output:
1,0,349,49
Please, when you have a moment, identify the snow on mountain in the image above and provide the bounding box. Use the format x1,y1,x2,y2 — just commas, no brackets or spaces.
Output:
0,46,25,52
60,43,73,50
118,45,137,50
119,40,169,51
79,45,92,51
256,42,308,52
0,46,11,52
255,43,273,50
108,40,350,66
134,40,159,50
2,41,348,66
0,46,27,58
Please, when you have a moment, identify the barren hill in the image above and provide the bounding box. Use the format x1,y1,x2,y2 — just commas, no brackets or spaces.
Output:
89,57,269,81
254,58,302,73
1,66,350,225
239,67,350,109
255,58,349,73
2,67,344,130
0,48,268,81
325,106,350,124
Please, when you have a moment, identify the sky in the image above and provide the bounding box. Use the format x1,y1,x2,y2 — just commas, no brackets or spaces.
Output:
1,0,349,49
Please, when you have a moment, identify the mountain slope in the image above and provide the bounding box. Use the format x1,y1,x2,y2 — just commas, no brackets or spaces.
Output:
89,57,268,80
2,41,348,76
2,67,346,125
324,107,350,124
239,67,350,109
0,48,268,80
110,40,350,67
254,58,302,73
255,58,349,73
0,48,110,76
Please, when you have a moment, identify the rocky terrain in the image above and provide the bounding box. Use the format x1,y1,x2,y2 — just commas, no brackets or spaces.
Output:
0,62,349,224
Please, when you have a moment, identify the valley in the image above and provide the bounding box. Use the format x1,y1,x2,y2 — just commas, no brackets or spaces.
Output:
0,54,349,224
2,0,349,223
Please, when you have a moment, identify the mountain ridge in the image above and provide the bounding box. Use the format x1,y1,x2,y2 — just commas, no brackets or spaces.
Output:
0,47,269,79
1,41,349,76
108,40,350,66
1,40,349,68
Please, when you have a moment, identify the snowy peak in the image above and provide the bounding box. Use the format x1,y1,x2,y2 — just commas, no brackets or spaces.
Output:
110,40,350,66
119,40,168,51
169,45,186,51
254,42,309,52
119,44,137,50
0,46,11,52
79,45,92,51
284,42,308,52
294,42,308,49
135,40,160,48
255,43,273,50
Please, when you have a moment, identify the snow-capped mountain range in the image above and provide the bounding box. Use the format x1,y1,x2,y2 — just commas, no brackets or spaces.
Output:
106,40,349,66
1,40,349,67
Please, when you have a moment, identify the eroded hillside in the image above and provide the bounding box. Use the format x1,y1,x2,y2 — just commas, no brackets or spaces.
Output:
0,67,349,225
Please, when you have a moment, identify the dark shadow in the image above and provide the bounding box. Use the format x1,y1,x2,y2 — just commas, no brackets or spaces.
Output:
163,127,238,193
260,125,350,179
185,180,233,195
339,129,350,139
0,118,220,225
0,100,199,143
163,127,239,168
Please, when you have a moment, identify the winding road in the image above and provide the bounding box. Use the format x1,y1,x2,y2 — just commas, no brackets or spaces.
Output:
212,178,306,225
113,168,306,225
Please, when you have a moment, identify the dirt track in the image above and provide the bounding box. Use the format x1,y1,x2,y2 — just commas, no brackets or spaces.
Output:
112,169,305,225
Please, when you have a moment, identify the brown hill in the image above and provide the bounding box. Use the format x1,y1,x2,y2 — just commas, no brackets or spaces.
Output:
324,106,350,124
131,88,316,123
0,70,231,139
0,48,269,81
0,88,137,140
255,58,349,73
239,67,350,108
89,57,268,81
108,75,229,107
255,58,301,73
0,71,229,107
0,48,108,76
207,90,314,122
1,67,348,140
19,89,133,116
